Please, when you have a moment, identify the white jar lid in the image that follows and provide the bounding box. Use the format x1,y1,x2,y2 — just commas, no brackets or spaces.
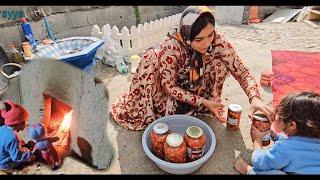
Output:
253,113,268,122
228,104,242,112
186,126,203,139
153,123,169,135
166,133,183,147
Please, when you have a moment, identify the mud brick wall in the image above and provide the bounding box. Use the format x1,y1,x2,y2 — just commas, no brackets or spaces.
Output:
0,6,185,51
3,59,114,169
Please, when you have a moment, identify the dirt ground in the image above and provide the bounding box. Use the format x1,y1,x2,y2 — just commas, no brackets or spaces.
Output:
10,22,320,174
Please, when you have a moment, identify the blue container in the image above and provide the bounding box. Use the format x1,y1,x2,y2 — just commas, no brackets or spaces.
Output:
34,37,104,70
21,18,37,49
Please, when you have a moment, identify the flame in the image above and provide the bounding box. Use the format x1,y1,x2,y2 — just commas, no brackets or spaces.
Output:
58,110,73,133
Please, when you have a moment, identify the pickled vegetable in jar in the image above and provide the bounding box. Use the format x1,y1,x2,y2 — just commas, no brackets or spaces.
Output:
227,104,242,130
164,133,186,163
184,126,206,162
252,113,271,146
150,123,170,160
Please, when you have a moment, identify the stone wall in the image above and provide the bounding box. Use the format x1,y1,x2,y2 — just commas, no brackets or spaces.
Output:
0,6,185,51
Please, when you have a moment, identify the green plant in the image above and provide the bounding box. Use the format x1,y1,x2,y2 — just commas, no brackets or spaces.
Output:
133,6,141,26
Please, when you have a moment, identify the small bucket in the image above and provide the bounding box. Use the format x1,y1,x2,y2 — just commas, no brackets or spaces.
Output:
1,63,22,79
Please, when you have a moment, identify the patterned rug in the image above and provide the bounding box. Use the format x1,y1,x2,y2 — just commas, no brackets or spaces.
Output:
272,50,320,106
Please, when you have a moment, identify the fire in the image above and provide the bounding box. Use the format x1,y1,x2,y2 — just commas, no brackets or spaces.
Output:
58,110,73,133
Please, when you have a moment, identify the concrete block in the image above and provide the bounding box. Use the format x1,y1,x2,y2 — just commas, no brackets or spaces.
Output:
36,6,52,16
140,13,148,23
137,6,148,15
259,6,277,19
29,19,47,41
0,25,22,48
86,8,107,27
91,6,106,9
69,6,91,12
163,9,172,17
0,6,25,24
48,13,67,34
23,6,41,22
18,59,114,169
120,6,135,17
215,6,245,25
147,13,155,22
244,6,250,11
56,25,93,39
66,11,89,28
242,10,249,24
123,15,137,28
105,6,123,20
108,18,125,29
51,6,70,14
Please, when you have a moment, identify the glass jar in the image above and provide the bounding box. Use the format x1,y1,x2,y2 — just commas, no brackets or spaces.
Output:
227,104,242,130
164,133,186,163
150,123,170,160
252,113,271,146
184,126,206,162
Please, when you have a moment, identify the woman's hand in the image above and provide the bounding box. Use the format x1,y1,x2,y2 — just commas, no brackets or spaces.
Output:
201,98,226,123
249,97,273,121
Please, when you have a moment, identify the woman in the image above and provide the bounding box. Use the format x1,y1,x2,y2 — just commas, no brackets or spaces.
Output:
111,6,271,130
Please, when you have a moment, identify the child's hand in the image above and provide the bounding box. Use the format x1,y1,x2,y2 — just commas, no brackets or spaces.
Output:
269,127,278,140
250,125,269,143
21,147,30,153
29,155,36,162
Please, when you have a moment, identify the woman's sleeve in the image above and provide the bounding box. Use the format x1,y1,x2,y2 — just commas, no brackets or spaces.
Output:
219,39,261,103
159,42,202,107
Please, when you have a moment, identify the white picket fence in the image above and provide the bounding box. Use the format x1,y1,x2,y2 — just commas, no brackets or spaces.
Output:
91,13,182,56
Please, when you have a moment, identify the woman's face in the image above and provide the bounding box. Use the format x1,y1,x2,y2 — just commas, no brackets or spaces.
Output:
190,23,215,54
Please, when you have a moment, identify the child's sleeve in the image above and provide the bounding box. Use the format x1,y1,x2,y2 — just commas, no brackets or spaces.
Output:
251,142,290,171
6,137,32,163
271,133,288,142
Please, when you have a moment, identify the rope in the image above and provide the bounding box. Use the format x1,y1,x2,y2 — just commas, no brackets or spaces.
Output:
44,16,56,41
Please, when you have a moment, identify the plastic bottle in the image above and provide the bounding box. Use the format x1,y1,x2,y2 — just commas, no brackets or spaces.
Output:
20,18,36,49
115,55,128,74
130,55,141,74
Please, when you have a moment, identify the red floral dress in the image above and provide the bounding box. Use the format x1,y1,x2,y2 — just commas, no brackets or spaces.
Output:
111,32,260,130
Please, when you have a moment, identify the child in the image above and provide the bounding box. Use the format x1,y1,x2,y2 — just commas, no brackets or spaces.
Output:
28,123,61,170
235,91,320,175
0,100,35,170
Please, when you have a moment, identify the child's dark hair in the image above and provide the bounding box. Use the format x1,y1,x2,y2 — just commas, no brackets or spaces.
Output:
277,91,320,138
190,12,215,42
